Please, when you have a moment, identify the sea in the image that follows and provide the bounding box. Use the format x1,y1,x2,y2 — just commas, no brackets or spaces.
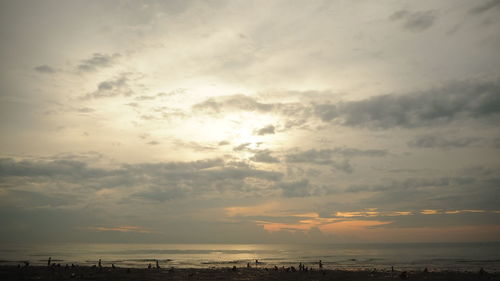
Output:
1,242,499,272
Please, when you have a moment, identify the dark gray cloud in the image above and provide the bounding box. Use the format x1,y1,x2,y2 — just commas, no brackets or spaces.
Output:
0,157,283,202
286,148,376,173
275,179,310,197
315,78,500,128
193,95,273,113
286,148,387,164
255,125,275,135
408,134,482,149
193,95,311,124
469,0,500,14
1,189,79,208
218,140,230,146
390,10,437,32
494,138,500,149
77,53,121,72
285,147,386,173
84,74,132,99
346,173,500,210
250,150,279,163
330,159,353,174
233,143,252,151
34,64,56,73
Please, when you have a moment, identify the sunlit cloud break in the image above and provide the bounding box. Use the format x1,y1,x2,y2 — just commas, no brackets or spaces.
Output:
84,225,154,234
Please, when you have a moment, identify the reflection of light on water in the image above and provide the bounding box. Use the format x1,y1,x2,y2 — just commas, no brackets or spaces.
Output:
0,243,499,271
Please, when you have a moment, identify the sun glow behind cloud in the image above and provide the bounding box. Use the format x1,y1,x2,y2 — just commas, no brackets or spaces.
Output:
1,0,499,244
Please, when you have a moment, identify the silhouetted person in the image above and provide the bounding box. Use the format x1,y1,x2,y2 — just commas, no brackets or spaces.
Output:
400,271,408,279
247,262,250,268
148,263,152,269
232,265,237,271
479,267,486,275
423,267,428,273
98,259,102,268
274,265,278,271
319,260,323,270
47,257,51,266
112,263,115,269
255,259,259,267
156,260,160,269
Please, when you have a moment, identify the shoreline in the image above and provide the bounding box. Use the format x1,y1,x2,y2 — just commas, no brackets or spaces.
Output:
1,265,498,281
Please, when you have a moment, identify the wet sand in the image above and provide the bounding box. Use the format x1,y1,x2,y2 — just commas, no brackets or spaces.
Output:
1,265,498,281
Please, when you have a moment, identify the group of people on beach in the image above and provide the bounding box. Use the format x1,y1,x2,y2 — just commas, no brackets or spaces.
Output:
39,256,490,278
241,259,324,272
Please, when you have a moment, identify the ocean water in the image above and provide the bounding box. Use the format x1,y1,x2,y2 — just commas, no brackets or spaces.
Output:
0,242,499,272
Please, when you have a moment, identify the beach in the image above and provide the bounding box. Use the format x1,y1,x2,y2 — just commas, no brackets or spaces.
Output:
1,265,499,281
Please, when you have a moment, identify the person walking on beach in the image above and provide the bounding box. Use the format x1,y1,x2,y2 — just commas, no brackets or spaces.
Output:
156,260,160,269
319,260,323,270
47,257,51,267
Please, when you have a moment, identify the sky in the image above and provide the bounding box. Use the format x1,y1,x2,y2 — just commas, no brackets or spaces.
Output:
0,0,499,244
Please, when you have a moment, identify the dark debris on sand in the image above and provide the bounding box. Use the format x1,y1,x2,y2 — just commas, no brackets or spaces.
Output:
1,266,499,281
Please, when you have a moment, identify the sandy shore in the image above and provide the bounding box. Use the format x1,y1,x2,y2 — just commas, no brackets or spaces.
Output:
0,265,498,281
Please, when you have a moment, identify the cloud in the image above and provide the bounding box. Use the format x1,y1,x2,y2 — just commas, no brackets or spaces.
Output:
346,173,500,211
420,209,439,215
193,95,311,124
250,150,279,163
389,10,437,32
85,225,153,233
469,0,500,14
284,147,387,173
233,143,252,151
275,179,310,197
408,134,482,149
77,107,95,113
0,157,284,203
193,95,273,114
218,140,230,146
84,74,133,99
0,189,79,209
286,148,386,165
77,53,121,72
315,78,500,128
346,176,476,193
255,125,275,135
34,64,56,73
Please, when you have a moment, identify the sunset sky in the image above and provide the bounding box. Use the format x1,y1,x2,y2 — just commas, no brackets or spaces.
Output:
1,0,499,244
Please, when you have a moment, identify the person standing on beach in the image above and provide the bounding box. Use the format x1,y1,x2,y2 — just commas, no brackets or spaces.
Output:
47,257,51,266
319,260,323,270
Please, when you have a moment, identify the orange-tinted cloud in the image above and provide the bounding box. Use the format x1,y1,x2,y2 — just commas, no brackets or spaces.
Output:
84,225,153,233
420,209,439,215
